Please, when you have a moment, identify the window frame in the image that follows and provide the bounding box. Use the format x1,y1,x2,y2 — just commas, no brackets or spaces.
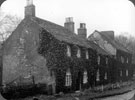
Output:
77,47,81,58
120,70,123,77
126,70,128,76
83,70,88,84
104,72,107,80
106,57,108,65
86,50,89,59
121,56,124,63
97,55,100,65
127,58,128,63
67,45,71,57
65,69,72,86
96,69,100,81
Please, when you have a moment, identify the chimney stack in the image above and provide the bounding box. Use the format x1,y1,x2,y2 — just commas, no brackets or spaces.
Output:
64,17,74,33
101,31,114,40
25,0,35,17
78,23,87,38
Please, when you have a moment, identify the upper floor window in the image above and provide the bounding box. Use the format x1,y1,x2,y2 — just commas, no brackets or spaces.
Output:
106,57,108,65
96,69,100,81
86,50,89,59
97,56,100,65
83,70,88,84
121,56,124,63
126,70,128,76
77,47,81,58
127,58,129,63
65,69,72,86
67,45,71,57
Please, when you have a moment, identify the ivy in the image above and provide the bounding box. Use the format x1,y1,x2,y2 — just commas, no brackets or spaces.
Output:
38,29,99,92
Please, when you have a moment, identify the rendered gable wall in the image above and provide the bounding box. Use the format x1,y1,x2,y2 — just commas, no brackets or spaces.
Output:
93,31,116,55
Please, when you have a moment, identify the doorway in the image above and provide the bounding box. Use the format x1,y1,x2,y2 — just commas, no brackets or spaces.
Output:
76,71,82,91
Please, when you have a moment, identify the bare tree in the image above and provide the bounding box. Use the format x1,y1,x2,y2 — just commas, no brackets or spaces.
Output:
0,12,22,42
115,34,135,64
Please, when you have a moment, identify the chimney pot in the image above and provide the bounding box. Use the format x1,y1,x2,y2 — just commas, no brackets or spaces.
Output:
27,0,33,6
66,17,73,22
80,23,86,29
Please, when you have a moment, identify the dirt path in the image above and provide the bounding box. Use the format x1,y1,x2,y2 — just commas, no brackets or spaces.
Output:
99,90,135,100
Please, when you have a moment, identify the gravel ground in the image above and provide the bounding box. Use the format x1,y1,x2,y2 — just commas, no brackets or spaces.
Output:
10,81,135,100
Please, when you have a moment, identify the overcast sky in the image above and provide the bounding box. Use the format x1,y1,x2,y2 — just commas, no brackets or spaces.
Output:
1,0,135,37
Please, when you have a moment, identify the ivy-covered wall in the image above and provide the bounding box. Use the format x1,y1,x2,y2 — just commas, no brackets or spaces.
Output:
38,29,99,93
38,29,134,93
116,50,132,64
95,54,110,85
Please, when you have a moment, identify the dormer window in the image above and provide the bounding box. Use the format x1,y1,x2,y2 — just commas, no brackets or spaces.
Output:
77,47,81,58
97,56,100,65
67,45,71,57
86,50,89,59
121,56,124,63
83,70,88,84
65,69,72,86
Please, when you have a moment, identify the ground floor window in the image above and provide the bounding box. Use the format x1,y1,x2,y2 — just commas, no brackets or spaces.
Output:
83,71,88,84
104,72,107,80
120,70,122,77
96,69,100,81
126,70,128,76
65,69,72,86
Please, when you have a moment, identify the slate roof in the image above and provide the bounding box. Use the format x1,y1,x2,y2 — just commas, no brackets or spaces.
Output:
95,30,131,54
30,17,92,48
28,17,111,56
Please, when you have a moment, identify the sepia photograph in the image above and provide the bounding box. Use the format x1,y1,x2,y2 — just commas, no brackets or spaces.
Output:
0,0,135,100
